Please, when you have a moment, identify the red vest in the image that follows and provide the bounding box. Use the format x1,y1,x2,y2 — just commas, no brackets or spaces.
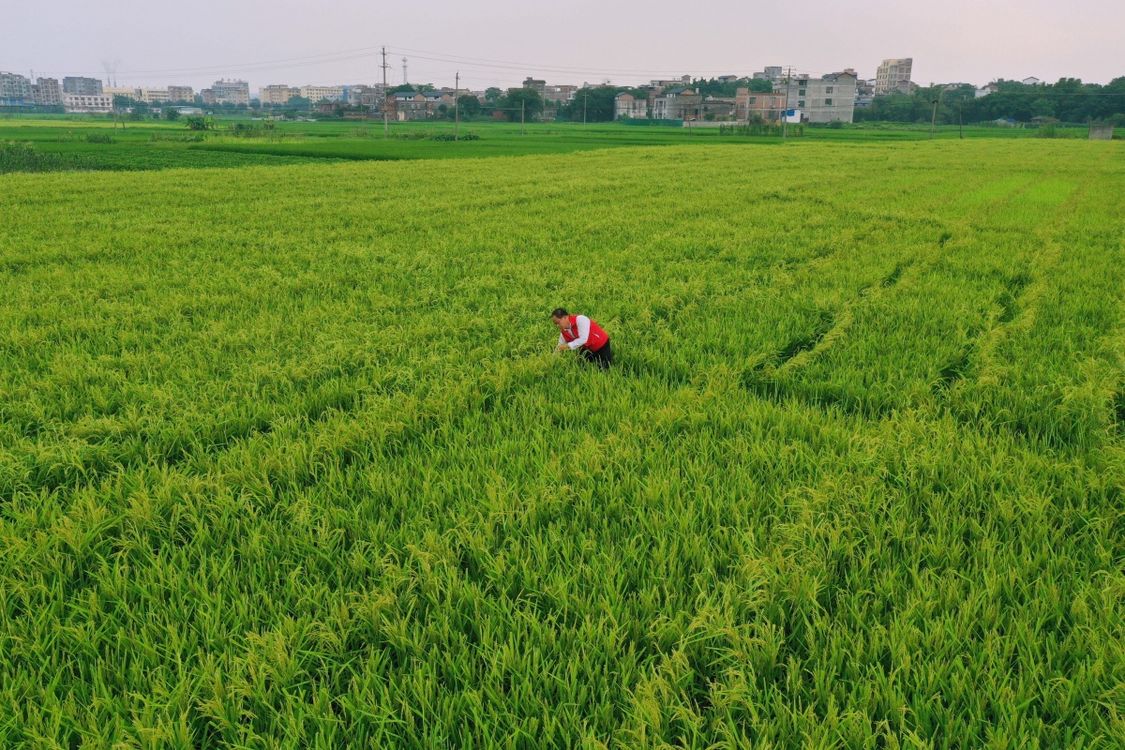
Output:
561,315,609,352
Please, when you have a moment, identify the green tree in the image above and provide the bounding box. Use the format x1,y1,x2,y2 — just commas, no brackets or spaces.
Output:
561,86,618,122
456,94,482,119
164,107,181,121
497,88,544,122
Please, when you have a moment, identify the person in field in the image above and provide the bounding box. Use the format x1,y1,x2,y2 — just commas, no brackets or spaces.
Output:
552,308,613,369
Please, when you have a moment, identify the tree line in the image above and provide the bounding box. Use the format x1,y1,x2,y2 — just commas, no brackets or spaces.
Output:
856,78,1125,125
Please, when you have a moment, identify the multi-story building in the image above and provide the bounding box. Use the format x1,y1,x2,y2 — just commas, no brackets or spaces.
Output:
32,77,62,106
652,87,702,120
63,93,113,112
701,96,737,120
389,89,453,120
522,77,547,95
104,86,141,102
649,76,693,93
63,76,103,96
139,89,171,103
854,78,876,108
614,93,648,119
0,72,33,105
346,84,385,107
753,66,784,82
208,79,250,105
875,58,912,96
543,84,577,104
259,84,299,105
299,84,345,103
168,85,194,102
735,88,786,121
781,72,857,123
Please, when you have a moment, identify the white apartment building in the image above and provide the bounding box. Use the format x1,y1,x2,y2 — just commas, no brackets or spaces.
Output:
139,89,171,103
614,93,648,119
875,58,913,96
105,86,141,101
299,85,345,103
0,71,33,104
33,77,62,106
260,84,299,105
781,72,857,123
63,93,113,112
210,79,250,105
168,86,194,102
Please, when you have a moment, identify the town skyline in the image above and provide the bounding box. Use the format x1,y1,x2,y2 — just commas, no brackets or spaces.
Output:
3,1,1123,91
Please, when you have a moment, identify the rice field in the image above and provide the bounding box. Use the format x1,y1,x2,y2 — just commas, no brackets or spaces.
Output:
0,139,1122,748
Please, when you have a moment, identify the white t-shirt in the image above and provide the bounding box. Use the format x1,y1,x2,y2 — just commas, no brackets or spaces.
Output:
557,314,592,350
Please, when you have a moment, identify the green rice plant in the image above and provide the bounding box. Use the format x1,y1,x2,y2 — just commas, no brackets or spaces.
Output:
0,139,1121,748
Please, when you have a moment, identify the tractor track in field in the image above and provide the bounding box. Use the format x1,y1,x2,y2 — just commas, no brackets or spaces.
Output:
0,357,400,501
931,183,1116,451
723,255,925,419
932,272,1031,397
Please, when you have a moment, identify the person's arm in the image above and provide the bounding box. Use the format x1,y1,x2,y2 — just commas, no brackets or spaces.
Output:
567,315,591,350
557,333,565,348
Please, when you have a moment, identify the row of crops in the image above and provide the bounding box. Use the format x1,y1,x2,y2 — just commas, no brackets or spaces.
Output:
0,139,1122,746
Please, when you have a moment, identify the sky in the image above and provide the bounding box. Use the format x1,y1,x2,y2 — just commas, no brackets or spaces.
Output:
3,0,1122,92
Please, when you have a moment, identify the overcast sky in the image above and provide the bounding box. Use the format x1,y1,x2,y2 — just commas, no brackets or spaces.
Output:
3,1,1122,91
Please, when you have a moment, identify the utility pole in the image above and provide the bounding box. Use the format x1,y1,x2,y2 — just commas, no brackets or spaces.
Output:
782,66,791,139
402,58,408,85
521,99,525,135
930,88,942,139
582,91,587,125
454,71,460,141
381,47,389,137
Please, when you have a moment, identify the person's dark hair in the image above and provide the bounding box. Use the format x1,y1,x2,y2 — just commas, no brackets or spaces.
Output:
551,308,568,319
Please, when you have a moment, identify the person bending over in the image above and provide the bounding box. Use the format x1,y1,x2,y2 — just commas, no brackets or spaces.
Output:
552,307,613,369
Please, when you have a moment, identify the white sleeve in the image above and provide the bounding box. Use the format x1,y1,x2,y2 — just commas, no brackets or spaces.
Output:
568,315,591,350
558,332,565,348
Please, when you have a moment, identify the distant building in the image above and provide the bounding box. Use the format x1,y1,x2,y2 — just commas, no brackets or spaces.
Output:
753,66,784,82
63,93,113,113
391,90,433,120
63,76,103,96
0,72,33,105
139,88,171,103
975,82,999,99
717,75,740,83
652,87,702,120
735,88,785,121
854,78,876,108
782,72,857,123
104,86,141,102
300,85,345,103
1021,76,1042,86
209,79,250,105
167,85,194,102
259,84,299,105
32,77,62,106
614,93,648,119
522,77,547,95
344,84,383,107
543,84,577,104
649,75,693,92
875,58,912,96
702,96,737,120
